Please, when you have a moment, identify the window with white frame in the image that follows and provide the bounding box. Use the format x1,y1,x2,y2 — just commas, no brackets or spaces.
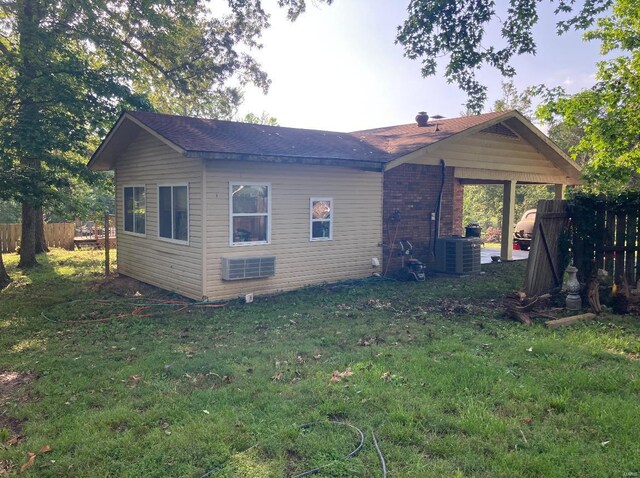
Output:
123,186,146,235
230,183,270,245
158,185,188,242
310,198,332,241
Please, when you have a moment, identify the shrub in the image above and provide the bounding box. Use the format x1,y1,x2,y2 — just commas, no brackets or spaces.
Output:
483,226,501,243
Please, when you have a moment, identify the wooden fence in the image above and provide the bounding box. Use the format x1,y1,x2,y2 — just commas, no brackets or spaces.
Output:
524,196,640,295
0,223,75,253
524,200,570,296
571,198,640,286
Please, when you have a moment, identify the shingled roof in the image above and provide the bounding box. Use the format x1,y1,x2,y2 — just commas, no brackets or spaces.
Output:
352,111,509,160
127,111,390,163
89,109,553,171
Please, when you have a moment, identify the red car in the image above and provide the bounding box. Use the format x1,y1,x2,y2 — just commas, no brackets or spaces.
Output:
513,209,536,251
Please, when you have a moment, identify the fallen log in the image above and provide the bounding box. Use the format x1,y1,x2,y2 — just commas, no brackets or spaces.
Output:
507,309,533,326
503,292,552,325
515,293,552,312
545,313,596,328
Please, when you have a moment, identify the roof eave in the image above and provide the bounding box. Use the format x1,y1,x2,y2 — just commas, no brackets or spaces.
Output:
185,151,386,172
87,111,127,171
88,112,187,171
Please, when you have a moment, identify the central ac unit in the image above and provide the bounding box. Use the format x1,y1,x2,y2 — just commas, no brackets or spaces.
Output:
434,237,481,274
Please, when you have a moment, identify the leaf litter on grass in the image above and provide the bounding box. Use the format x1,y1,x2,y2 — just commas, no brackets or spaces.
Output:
3,251,640,477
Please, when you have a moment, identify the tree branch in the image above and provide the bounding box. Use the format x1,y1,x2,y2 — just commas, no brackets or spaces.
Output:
119,38,169,77
0,39,9,57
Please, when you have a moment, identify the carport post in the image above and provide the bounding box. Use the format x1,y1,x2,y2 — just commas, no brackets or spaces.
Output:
554,184,565,200
501,180,516,261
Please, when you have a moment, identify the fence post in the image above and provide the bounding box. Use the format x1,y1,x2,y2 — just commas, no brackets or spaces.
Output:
104,213,110,276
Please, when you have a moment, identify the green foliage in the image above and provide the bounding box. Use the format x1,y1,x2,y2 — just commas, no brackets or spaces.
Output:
493,80,540,118
515,185,556,216
46,173,115,222
463,185,503,229
0,0,275,223
538,0,640,193
463,182,555,231
547,121,589,166
241,112,279,126
0,200,21,223
276,0,335,21
395,0,612,112
1,250,639,477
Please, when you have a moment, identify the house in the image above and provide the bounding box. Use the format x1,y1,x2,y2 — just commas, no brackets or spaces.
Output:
88,110,580,300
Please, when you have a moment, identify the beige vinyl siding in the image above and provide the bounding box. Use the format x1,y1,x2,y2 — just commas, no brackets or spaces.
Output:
396,130,569,183
204,161,382,300
115,130,203,299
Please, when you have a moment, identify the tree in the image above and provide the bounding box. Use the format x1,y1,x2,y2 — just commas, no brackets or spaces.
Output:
463,184,503,230
493,80,538,119
0,201,21,223
0,0,273,268
538,0,640,193
547,122,588,167
0,251,9,290
241,112,279,126
395,0,612,113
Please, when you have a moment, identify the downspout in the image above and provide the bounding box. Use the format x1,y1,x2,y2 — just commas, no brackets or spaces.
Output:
432,159,446,255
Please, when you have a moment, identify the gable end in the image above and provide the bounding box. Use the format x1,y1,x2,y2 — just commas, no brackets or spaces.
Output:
480,123,518,139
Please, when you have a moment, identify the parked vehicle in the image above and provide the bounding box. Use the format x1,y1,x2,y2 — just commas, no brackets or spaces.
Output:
513,209,536,251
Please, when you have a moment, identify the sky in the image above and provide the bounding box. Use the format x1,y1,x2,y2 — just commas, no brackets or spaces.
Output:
237,0,604,132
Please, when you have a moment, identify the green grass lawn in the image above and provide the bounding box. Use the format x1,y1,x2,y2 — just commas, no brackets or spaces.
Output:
1,249,639,477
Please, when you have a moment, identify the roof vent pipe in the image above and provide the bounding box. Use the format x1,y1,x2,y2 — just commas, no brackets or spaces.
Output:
415,111,429,127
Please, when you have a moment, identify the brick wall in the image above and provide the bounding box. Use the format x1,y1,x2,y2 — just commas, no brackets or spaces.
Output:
382,163,463,273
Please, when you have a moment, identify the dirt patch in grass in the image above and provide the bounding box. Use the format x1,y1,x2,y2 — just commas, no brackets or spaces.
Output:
0,370,37,439
89,274,167,298
0,370,36,403
0,415,23,441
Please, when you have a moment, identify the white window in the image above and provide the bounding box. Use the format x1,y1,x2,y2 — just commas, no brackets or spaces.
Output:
123,185,146,235
158,185,189,243
230,183,270,246
310,198,332,241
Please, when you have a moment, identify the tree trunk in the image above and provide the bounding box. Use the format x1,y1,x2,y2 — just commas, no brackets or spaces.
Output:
16,0,41,269
0,250,10,290
35,206,49,253
18,202,38,268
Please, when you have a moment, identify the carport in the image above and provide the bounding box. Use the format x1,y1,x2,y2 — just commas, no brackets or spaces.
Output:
355,110,582,271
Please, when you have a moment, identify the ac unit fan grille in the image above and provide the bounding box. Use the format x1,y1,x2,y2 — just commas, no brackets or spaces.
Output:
435,237,481,274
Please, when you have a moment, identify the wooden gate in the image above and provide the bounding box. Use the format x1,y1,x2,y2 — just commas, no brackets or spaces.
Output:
524,200,570,296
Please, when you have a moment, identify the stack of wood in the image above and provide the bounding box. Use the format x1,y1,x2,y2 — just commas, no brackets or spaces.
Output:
503,291,552,326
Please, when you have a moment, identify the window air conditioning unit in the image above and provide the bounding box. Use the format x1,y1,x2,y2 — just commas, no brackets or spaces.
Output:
221,256,276,280
434,237,481,274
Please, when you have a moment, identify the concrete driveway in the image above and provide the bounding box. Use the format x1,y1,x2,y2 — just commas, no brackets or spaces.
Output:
481,247,529,264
